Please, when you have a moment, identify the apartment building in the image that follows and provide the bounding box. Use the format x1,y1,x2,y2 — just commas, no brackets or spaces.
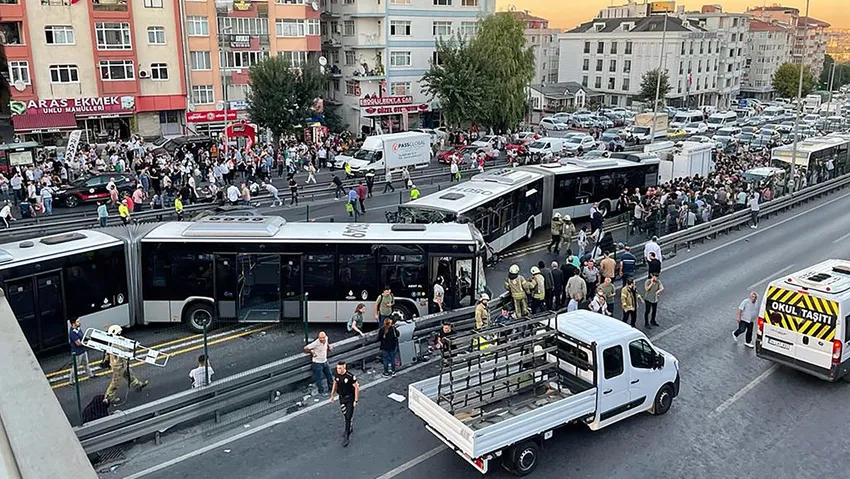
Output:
1,0,187,141
558,15,723,108
320,0,495,134
741,19,793,100
684,11,749,108
746,5,829,78
509,10,559,84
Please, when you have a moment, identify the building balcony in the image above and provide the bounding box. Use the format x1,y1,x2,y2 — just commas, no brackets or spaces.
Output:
92,0,127,12
323,35,343,48
343,33,386,49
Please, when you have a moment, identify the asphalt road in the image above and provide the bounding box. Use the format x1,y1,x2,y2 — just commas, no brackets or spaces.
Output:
113,184,850,479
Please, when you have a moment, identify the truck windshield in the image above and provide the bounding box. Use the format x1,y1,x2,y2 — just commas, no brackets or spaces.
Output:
707,117,723,125
353,149,379,162
632,127,649,135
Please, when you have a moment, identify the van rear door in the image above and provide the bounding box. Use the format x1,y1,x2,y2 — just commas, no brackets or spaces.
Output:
762,285,837,372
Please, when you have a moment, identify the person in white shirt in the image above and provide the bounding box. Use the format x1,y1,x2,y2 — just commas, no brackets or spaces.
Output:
589,293,609,316
0,201,14,229
748,192,760,229
303,332,334,395
567,294,580,312
644,236,663,263
226,184,240,204
263,182,281,206
450,161,459,182
189,355,214,388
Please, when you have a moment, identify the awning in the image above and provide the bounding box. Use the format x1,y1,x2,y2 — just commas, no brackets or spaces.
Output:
12,112,78,133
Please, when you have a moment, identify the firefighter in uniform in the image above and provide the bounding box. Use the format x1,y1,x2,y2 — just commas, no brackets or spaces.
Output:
505,264,529,317
529,266,546,314
104,325,149,404
474,293,491,329
562,215,577,255
548,212,564,254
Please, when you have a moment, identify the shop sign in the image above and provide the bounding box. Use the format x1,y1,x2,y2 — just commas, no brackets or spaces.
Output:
186,111,239,123
233,0,250,10
229,100,250,111
363,103,430,116
359,96,414,107
11,96,136,116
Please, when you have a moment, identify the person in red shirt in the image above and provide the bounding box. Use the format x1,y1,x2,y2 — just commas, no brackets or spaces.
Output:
356,180,367,214
124,192,135,213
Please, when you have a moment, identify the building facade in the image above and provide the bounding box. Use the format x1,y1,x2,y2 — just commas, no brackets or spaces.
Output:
746,6,829,79
2,0,187,142
558,15,723,109
684,11,749,108
741,19,793,100
320,0,494,135
509,10,559,85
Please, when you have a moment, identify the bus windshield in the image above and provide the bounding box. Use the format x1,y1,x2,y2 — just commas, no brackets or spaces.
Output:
398,206,457,223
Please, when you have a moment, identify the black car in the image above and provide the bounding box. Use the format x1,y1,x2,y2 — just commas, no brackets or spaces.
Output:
150,135,213,158
56,173,136,208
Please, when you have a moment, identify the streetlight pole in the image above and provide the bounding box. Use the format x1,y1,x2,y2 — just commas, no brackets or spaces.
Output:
649,13,668,146
220,25,233,151
788,0,811,193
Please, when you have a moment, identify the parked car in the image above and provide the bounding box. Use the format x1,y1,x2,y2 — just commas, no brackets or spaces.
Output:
56,173,136,208
666,128,687,139
562,135,597,153
516,131,540,143
540,117,568,131
683,122,708,135
737,132,756,145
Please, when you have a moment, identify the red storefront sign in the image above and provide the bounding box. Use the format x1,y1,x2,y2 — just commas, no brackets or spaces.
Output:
186,111,239,123
363,103,430,116
19,96,136,117
359,96,414,107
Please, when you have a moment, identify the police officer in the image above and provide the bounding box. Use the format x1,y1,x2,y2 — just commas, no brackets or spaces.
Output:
329,361,359,447
529,266,546,314
548,212,564,253
504,264,529,317
475,293,491,329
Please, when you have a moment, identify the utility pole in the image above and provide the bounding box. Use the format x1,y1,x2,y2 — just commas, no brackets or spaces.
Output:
788,0,810,193
649,13,668,146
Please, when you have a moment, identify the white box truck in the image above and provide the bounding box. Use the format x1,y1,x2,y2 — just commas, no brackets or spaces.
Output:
657,141,714,183
408,310,680,476
333,132,431,175
629,113,668,143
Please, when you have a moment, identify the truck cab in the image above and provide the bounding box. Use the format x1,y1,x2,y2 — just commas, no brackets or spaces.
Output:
333,132,431,175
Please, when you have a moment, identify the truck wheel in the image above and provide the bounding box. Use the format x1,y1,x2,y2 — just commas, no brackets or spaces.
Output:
651,384,674,415
511,441,541,476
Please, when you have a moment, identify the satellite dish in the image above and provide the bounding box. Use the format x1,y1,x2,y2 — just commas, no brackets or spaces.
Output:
13,80,25,92
318,56,328,66
311,1,319,10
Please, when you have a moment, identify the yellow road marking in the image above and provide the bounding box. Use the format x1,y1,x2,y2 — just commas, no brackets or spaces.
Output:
52,325,275,390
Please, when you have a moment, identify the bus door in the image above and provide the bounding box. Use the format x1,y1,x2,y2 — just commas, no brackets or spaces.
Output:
214,254,237,320
430,255,475,310
5,271,67,351
280,254,302,320
574,175,595,218
235,253,283,322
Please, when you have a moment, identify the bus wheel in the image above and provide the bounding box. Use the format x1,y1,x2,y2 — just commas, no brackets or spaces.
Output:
524,220,534,242
598,200,611,217
185,302,215,333
392,304,415,322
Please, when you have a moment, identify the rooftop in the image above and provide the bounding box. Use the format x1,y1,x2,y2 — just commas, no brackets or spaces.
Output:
749,19,789,32
567,15,700,34
798,17,830,29
529,82,600,100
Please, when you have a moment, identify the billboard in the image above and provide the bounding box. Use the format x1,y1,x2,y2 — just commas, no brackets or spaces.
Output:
649,1,675,13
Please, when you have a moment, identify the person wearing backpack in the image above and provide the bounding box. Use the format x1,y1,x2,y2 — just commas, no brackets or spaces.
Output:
377,318,399,377
374,286,395,326
347,303,366,337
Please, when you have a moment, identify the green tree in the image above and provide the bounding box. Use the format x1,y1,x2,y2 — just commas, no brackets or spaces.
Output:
820,55,850,91
247,56,328,142
469,13,535,132
420,35,486,129
635,68,672,105
819,53,835,88
772,62,815,98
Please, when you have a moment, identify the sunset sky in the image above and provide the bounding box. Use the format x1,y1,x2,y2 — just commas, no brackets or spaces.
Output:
500,0,848,29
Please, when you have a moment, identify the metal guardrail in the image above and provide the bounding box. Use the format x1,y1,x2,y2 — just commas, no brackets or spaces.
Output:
73,298,505,454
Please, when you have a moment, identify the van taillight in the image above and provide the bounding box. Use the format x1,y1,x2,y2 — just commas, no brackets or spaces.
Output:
757,317,764,336
833,340,843,365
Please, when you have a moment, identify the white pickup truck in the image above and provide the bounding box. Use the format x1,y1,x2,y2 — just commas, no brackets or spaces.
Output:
408,310,680,476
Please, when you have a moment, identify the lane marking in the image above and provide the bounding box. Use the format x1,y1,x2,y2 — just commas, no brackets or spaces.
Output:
121,357,438,479
664,189,850,273
833,230,850,244
649,324,683,342
746,264,796,292
711,364,779,416
374,445,448,479
52,325,274,390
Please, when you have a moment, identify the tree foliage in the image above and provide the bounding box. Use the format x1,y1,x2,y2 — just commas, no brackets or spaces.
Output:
420,12,534,132
772,62,815,98
247,56,328,140
819,54,850,90
635,69,672,105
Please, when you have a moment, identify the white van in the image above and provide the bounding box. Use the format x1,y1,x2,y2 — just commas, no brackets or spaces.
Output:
757,260,850,382
706,111,738,131
527,137,566,157
670,110,705,129
761,105,786,121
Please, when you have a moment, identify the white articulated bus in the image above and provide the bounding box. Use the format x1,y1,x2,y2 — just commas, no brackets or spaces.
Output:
398,157,660,253
0,219,486,354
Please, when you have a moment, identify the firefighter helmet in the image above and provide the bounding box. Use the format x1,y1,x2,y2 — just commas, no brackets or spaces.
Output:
509,264,520,274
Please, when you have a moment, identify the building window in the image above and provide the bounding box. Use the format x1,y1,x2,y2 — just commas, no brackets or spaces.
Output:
610,41,617,54
343,20,355,36
681,41,685,55
345,80,359,96
390,81,411,96
596,59,602,71
144,0,162,7
594,77,601,88
275,19,320,37
220,50,270,69
608,78,615,89
582,59,588,71
44,25,75,45
192,85,215,105
150,63,168,80
459,21,478,37
624,60,631,73
390,51,411,67
95,22,132,50
433,0,451,5
187,16,209,36
218,17,269,36
622,78,629,90
390,21,411,36
190,51,211,70
433,21,452,37
597,41,604,54
390,0,411,4
147,26,166,45
278,50,308,66
344,50,356,65
461,0,477,5
699,41,704,54
609,59,616,72
689,42,693,54
99,60,134,81
583,41,590,54
8,61,30,85
431,51,443,66
275,0,305,3
0,22,22,45
582,75,587,87
49,64,79,83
